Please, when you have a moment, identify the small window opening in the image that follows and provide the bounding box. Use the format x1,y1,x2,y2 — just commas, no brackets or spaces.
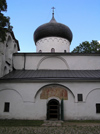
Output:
39,50,42,53
4,66,8,75
77,94,83,101
96,104,100,113
51,48,55,53
4,102,10,112
14,44,16,49
6,43,8,47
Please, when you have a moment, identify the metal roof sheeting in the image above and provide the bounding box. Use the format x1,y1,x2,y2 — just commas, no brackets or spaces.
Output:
0,70,100,82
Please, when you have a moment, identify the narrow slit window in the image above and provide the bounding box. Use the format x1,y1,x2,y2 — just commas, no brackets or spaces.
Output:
96,104,100,113
4,102,10,112
77,94,83,101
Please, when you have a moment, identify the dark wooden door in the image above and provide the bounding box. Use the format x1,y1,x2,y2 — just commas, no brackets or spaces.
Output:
47,99,60,120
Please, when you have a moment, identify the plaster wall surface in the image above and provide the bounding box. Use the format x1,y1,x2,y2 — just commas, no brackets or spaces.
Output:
0,32,19,77
0,53,4,77
0,82,100,120
13,54,100,70
36,37,70,52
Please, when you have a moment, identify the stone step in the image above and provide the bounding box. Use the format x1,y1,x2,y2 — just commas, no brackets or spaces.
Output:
42,120,63,126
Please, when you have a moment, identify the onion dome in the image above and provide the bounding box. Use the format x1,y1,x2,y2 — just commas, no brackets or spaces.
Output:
34,14,73,44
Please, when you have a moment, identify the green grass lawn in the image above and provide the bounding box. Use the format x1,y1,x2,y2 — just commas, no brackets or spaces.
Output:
0,119,43,127
0,119,100,127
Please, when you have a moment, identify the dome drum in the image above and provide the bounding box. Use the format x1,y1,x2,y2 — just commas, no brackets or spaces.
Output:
36,37,70,52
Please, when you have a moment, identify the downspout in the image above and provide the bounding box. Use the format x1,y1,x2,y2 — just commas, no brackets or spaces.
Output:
24,53,26,70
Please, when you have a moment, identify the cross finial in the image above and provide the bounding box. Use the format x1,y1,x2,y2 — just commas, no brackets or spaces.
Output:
51,7,55,18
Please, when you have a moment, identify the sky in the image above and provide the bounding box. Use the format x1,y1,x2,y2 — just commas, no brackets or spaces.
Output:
5,0,100,52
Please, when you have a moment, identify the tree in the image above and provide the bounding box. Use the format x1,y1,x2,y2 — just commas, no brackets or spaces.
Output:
0,0,12,42
71,40,100,53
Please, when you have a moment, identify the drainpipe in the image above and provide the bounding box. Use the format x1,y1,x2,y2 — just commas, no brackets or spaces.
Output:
61,99,64,121
24,53,26,70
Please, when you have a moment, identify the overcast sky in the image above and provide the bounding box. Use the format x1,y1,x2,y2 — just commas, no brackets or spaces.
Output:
6,0,100,52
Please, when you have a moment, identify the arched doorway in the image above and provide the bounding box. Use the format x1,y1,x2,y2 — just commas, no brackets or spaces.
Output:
47,99,60,120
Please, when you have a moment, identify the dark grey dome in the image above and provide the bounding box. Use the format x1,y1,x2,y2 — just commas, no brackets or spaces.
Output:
34,17,73,43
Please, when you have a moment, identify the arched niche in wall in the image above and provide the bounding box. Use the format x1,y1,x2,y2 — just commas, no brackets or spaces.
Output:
0,89,24,117
37,56,70,70
84,88,100,116
85,88,100,102
34,84,75,102
0,88,24,102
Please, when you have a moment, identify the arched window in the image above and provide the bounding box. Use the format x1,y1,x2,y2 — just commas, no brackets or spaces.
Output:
51,48,55,53
39,50,42,53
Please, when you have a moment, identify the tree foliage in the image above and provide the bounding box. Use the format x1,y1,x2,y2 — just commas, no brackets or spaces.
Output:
0,0,12,42
0,0,7,12
71,40,100,53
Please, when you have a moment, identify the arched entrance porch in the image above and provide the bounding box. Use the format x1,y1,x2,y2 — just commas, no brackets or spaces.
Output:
35,84,75,120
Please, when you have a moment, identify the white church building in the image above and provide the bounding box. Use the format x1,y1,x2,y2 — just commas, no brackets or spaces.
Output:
0,12,100,120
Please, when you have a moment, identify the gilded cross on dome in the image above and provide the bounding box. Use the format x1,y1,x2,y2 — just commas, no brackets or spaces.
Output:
51,7,55,18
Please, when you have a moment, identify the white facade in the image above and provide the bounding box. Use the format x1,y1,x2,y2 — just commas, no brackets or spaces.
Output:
0,82,100,120
0,50,100,120
0,24,100,120
13,53,100,70
36,37,70,52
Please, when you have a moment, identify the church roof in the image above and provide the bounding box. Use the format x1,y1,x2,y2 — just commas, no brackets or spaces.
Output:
0,70,100,82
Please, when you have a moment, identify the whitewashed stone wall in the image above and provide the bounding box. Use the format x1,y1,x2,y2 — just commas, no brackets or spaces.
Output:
0,33,19,77
0,82,100,120
36,37,70,52
13,54,100,70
